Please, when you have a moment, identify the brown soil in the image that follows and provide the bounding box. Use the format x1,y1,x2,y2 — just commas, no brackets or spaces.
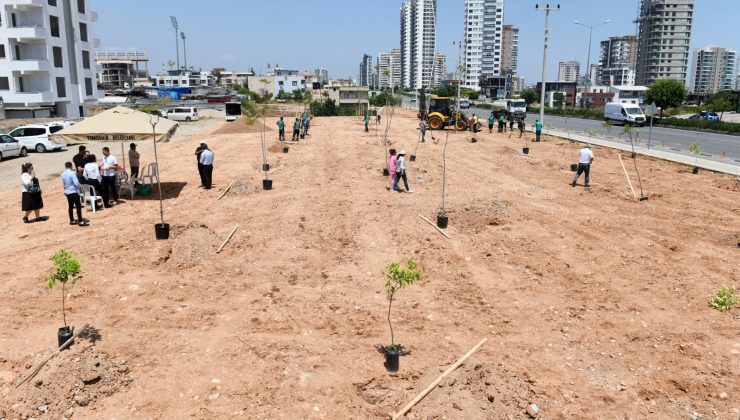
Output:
0,109,738,419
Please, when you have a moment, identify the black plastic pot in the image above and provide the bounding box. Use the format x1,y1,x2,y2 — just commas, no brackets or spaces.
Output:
409,155,416,162
522,147,529,154
631,152,637,159
154,223,170,240
300,134,305,140
263,179,273,190
383,168,390,176
437,214,449,229
262,163,270,172
570,164,578,172
692,167,699,174
58,326,73,348
282,146,289,153
385,347,399,372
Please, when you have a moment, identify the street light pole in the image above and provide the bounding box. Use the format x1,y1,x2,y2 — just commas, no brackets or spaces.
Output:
535,4,560,125
180,32,187,70
170,16,179,72
573,19,610,94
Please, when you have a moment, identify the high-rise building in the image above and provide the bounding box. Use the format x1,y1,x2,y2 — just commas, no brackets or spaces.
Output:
501,24,519,74
558,60,580,82
462,0,504,89
377,49,401,89
689,46,736,94
359,54,373,87
635,0,694,86
314,68,329,85
597,35,637,85
0,0,100,118
433,53,446,88
400,0,438,90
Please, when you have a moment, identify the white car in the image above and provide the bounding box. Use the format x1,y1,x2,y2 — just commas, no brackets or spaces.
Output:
0,134,28,161
165,107,199,122
7,123,67,153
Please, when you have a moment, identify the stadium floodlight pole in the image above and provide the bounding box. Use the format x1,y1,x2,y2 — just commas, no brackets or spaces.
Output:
573,19,610,87
170,16,179,72
535,4,560,125
180,32,187,70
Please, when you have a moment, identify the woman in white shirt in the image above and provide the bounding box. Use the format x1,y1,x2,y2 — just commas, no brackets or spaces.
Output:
83,154,103,196
20,162,44,223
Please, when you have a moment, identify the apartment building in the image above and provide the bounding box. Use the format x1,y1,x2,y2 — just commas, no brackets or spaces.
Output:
314,68,328,86
635,0,694,86
597,35,636,85
462,0,504,90
400,0,437,90
0,0,100,119
501,24,518,74
377,49,401,89
433,53,445,88
219,70,253,88
359,54,373,87
557,60,580,82
689,46,736,94
95,51,149,88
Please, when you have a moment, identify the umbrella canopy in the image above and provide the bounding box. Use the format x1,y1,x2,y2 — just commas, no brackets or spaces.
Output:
55,106,178,143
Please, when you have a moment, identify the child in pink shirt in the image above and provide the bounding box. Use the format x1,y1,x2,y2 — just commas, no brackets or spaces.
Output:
388,149,397,191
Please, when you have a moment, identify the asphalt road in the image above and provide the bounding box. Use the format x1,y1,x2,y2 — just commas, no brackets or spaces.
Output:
402,96,740,163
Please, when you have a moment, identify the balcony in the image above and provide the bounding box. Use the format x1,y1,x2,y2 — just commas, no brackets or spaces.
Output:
5,25,46,40
8,58,50,73
12,91,56,104
7,0,45,8
90,11,98,21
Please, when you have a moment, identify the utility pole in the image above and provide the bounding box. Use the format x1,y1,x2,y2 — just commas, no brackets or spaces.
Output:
180,32,187,70
573,19,610,107
170,16,179,72
535,4,559,125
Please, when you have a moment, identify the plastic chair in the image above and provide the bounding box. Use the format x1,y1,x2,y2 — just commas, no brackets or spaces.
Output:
117,171,134,199
141,162,159,187
78,184,103,213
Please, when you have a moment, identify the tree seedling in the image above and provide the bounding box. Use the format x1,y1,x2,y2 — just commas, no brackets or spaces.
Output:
708,285,738,312
689,141,703,174
383,259,422,353
45,250,81,328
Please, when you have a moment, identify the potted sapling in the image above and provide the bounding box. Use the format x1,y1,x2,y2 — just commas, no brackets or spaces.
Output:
689,142,702,174
438,130,450,228
382,259,422,372
45,250,82,348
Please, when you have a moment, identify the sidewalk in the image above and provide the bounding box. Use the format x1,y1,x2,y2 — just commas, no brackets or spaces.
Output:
546,128,740,177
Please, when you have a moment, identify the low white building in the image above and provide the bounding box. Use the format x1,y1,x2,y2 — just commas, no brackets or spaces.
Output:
152,70,215,88
219,70,253,87
0,0,100,118
609,85,648,106
247,68,306,97
324,86,369,114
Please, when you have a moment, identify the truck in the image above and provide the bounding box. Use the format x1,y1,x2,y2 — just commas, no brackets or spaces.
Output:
492,99,527,118
225,102,242,122
603,102,646,126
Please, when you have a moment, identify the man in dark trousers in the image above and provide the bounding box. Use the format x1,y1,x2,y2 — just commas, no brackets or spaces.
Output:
195,142,206,187
292,118,301,141
572,144,594,188
276,117,285,141
199,143,214,189
72,145,87,184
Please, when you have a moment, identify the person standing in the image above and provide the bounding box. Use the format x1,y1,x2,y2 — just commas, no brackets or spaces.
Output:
195,142,206,187
509,113,515,131
20,162,44,223
73,145,88,184
61,162,85,226
387,149,398,191
392,150,413,193
83,154,103,199
471,114,479,134
292,118,301,141
535,119,543,142
276,117,285,141
518,118,526,138
364,113,370,132
419,119,427,143
101,147,119,207
303,116,311,136
488,114,495,133
128,143,140,180
572,144,594,188
377,113,381,124
199,143,214,189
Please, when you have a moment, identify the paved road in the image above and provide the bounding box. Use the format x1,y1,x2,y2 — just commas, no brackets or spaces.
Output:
402,96,740,163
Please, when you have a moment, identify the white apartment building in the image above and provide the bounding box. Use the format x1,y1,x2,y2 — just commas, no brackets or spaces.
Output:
153,70,215,88
400,0,437,90
314,68,328,86
635,0,694,86
247,68,306,97
433,52,445,88
0,0,100,119
377,49,401,89
462,0,504,90
689,46,736,94
359,54,372,87
501,24,518,74
558,60,580,82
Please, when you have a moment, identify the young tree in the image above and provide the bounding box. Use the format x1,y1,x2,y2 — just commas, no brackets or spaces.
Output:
644,80,687,117
45,250,82,328
707,97,733,121
383,259,422,351
553,92,565,109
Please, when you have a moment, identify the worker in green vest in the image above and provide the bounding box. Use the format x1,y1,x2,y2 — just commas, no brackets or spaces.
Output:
364,113,370,132
535,119,543,142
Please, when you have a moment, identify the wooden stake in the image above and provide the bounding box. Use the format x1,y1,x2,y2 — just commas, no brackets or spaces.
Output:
418,214,451,239
216,225,239,253
392,338,487,420
15,323,90,387
217,181,235,200
617,154,637,199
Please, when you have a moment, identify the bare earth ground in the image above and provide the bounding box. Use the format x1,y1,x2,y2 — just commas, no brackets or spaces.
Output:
0,108,739,419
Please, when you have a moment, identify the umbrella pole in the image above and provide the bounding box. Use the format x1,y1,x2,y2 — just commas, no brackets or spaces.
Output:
151,123,164,224
121,143,126,171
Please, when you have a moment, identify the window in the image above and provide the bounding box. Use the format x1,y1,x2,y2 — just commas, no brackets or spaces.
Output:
50,15,60,37
77,0,85,13
0,77,8,90
49,125,64,134
56,77,66,97
85,78,93,96
0,45,5,58
79,23,88,42
53,46,63,67
82,50,90,69
48,0,56,5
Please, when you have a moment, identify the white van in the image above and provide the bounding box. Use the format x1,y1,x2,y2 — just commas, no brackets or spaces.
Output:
7,123,67,153
604,103,646,126
166,107,199,122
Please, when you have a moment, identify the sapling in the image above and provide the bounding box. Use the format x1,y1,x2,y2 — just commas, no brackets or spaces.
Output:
45,250,81,327
689,141,703,173
383,259,422,352
708,285,739,312
602,120,613,137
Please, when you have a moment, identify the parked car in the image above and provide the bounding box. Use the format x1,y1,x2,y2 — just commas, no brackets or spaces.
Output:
604,103,646,126
458,99,470,109
0,134,28,161
165,107,199,122
7,123,67,153
688,111,719,122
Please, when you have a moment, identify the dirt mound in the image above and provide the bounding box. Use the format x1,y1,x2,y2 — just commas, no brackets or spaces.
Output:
3,342,131,419
715,176,740,192
211,117,272,135
447,197,511,234
168,223,221,267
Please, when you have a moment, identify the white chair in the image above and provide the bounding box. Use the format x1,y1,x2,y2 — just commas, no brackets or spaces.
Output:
141,162,159,187
116,171,134,199
78,184,103,213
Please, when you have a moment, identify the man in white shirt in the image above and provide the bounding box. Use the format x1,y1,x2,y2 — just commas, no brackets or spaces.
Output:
101,147,119,206
572,144,594,188
199,143,214,189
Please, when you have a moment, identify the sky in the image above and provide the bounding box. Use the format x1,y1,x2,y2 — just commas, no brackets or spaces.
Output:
93,0,740,84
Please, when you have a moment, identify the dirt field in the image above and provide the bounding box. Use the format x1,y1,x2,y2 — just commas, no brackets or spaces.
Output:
0,108,738,419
